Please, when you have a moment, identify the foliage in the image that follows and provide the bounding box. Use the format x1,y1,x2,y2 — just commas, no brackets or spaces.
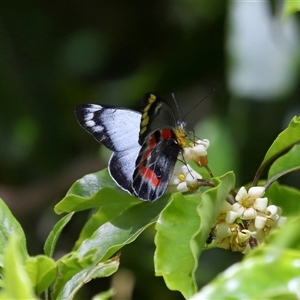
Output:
0,116,299,299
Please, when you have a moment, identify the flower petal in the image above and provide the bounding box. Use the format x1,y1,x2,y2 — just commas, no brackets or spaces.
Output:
215,223,232,239
226,211,239,224
191,144,207,157
235,187,248,202
232,203,244,216
220,201,232,213
242,207,257,220
255,215,267,230
254,197,268,212
248,186,265,198
177,182,188,192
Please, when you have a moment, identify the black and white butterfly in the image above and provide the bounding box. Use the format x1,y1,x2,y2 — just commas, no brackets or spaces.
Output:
75,93,186,201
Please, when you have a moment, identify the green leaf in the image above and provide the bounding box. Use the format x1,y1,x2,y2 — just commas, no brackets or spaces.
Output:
52,249,98,299
265,216,300,250
54,256,119,300
73,193,140,250
66,168,115,197
1,235,37,299
55,170,140,214
53,195,169,299
25,255,56,296
268,144,300,181
254,116,300,184
283,0,300,17
266,182,300,217
92,289,115,300
44,212,74,257
77,195,169,262
0,198,28,266
154,172,235,299
192,246,300,300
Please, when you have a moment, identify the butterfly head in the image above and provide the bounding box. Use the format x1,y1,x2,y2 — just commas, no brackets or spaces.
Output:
173,122,187,148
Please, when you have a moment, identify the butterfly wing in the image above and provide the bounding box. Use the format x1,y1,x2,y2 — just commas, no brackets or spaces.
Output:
75,104,141,193
132,129,181,201
139,93,177,145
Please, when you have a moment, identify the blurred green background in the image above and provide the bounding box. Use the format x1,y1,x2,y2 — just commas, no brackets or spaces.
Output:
0,1,299,299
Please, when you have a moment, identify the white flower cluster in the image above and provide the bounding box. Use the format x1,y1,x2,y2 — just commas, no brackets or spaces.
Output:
168,139,209,193
211,186,286,253
183,139,210,167
168,164,202,193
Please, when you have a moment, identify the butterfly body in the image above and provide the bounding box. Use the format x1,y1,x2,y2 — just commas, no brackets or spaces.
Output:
75,93,186,201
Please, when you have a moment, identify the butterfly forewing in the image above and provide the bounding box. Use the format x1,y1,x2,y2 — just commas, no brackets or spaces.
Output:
139,93,178,145
75,104,141,193
75,104,141,152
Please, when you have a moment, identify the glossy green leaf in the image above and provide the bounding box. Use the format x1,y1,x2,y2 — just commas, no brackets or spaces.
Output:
44,212,74,257
154,172,235,299
77,195,169,262
191,246,300,300
25,255,56,295
0,198,27,266
66,169,115,197
266,182,300,217
54,256,119,300
268,144,300,181
257,116,300,178
55,170,139,214
1,235,37,299
73,193,140,250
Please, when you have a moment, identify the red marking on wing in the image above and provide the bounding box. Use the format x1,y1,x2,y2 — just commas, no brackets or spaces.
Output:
139,166,160,187
161,129,173,139
138,133,160,188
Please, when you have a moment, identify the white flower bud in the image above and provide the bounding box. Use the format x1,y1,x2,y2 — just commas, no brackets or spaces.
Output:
199,139,210,149
191,144,207,157
266,205,278,218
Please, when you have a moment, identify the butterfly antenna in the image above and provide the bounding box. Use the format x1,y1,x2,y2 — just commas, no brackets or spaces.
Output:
171,93,182,121
182,88,215,122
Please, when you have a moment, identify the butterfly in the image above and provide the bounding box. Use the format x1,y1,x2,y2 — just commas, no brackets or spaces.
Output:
75,93,186,201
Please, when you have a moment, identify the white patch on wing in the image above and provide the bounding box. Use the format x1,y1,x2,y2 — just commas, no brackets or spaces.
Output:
93,125,104,132
86,120,95,127
98,109,141,152
85,112,95,120
88,105,103,113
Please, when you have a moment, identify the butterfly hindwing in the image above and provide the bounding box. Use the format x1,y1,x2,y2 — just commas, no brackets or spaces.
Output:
132,129,182,201
75,104,141,193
